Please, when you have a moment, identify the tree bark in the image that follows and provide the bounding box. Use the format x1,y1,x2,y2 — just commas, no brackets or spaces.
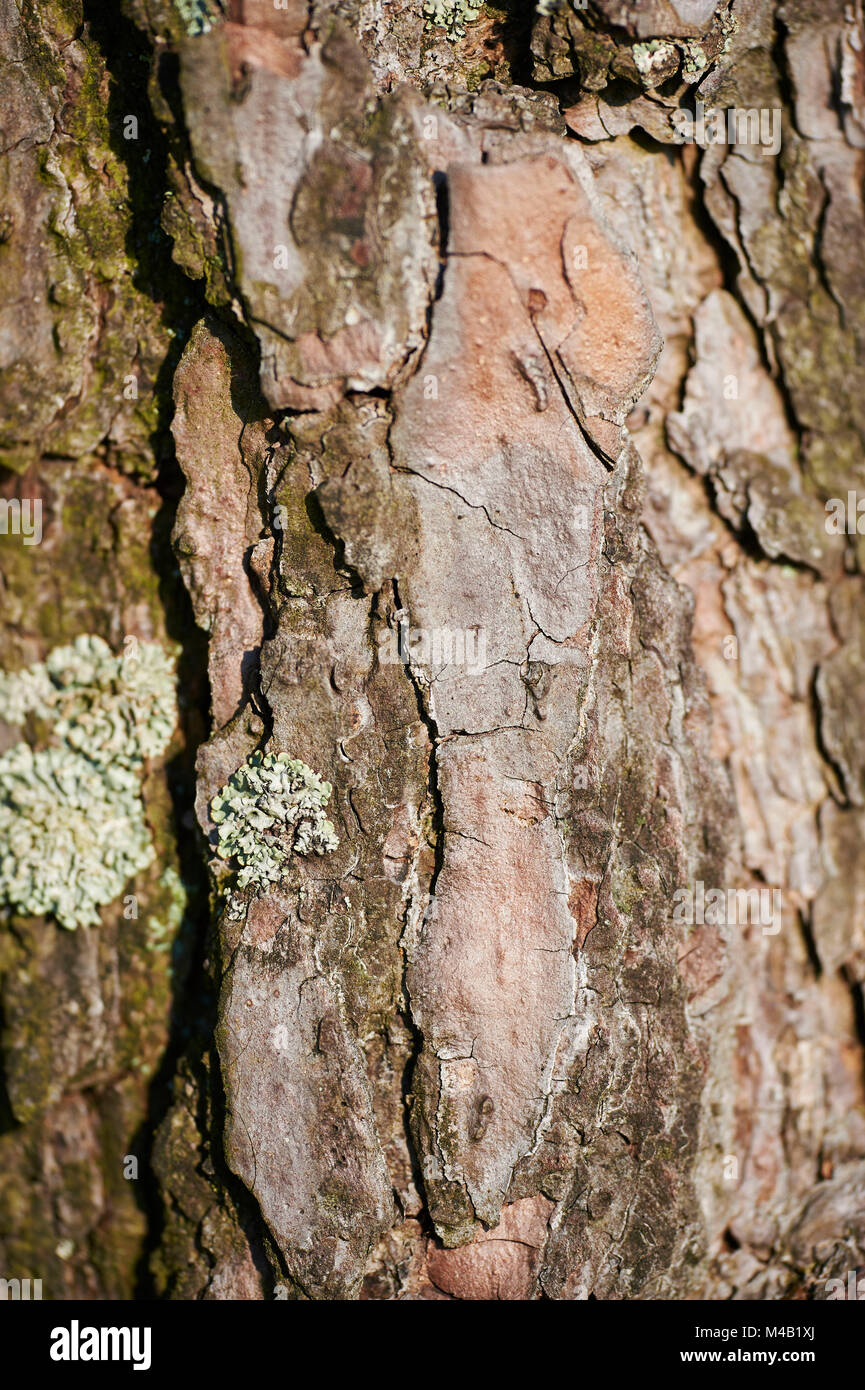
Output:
2,0,865,1300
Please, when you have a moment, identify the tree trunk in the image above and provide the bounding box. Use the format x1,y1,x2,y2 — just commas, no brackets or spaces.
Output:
2,0,864,1301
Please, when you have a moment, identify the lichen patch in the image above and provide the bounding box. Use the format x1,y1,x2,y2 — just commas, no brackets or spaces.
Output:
0,635,177,929
210,749,338,892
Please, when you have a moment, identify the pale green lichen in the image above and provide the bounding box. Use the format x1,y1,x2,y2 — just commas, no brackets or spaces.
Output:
147,866,188,953
0,636,176,930
633,39,677,78
0,744,154,929
424,0,482,40
680,39,709,79
0,635,176,761
210,750,338,892
173,0,214,36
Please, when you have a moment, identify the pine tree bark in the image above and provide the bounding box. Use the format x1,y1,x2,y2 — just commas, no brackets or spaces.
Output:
2,0,864,1300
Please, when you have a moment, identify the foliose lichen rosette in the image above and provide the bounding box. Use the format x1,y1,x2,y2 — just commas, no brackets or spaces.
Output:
0,635,177,929
210,750,339,895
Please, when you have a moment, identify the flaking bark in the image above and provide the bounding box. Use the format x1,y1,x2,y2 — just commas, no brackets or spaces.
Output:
2,0,865,1301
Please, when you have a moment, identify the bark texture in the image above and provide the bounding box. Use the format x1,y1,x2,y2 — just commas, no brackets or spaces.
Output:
2,0,865,1300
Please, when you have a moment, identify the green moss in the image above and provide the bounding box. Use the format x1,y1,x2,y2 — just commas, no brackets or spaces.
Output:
0,4,177,479
424,1179,477,1246
611,866,644,916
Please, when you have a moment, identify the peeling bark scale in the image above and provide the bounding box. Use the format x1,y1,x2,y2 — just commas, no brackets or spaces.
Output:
1,0,865,1303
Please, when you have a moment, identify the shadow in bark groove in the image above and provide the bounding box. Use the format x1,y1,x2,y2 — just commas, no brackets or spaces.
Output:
80,0,281,1297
